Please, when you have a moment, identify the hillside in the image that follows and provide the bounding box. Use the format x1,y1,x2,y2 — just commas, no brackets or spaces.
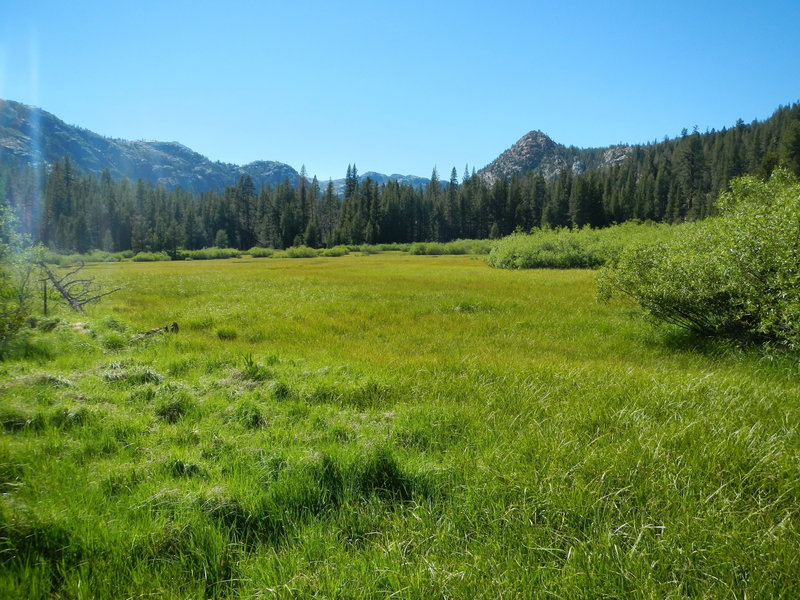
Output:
478,130,631,183
0,99,299,192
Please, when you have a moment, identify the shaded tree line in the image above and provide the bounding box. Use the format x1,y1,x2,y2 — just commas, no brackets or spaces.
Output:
2,103,799,253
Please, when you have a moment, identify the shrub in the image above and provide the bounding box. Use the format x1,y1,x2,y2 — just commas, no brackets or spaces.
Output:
40,249,121,266
376,243,411,252
488,223,674,269
410,239,492,256
176,247,241,260
488,229,603,268
132,251,171,262
598,170,800,348
247,246,276,258
83,249,119,263
284,245,319,258
319,245,350,257
0,206,40,351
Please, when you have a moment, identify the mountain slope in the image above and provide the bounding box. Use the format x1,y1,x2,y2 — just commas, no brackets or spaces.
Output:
479,130,631,182
0,98,299,192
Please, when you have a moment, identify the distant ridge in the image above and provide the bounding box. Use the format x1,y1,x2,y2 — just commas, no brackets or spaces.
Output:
0,98,299,192
326,171,431,195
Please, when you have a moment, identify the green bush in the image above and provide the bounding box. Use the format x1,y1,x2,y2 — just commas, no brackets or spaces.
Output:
410,239,491,256
488,223,674,270
598,170,800,348
247,246,276,258
1,205,38,351
376,242,411,252
284,246,319,258
132,251,171,262
176,247,241,260
41,249,127,266
319,245,350,257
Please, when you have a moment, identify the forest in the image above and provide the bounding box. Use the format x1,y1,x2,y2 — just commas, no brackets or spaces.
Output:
1,104,799,254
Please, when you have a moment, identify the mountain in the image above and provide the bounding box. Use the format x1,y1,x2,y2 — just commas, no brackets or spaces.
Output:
0,98,299,192
326,171,430,196
479,130,631,182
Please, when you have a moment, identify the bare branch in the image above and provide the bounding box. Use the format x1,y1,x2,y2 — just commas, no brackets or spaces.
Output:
38,262,120,313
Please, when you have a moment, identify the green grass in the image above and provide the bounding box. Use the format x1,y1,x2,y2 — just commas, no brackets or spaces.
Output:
1,253,799,598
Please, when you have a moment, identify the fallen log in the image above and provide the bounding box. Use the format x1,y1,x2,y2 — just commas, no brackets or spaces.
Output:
130,322,179,343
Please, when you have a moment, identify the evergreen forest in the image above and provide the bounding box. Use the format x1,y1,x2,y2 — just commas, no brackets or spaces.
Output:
2,103,800,254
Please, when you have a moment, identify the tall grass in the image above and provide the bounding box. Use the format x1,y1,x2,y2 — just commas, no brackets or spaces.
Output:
1,254,798,598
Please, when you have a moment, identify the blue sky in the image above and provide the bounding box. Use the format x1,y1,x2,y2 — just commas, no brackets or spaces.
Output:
2,0,799,181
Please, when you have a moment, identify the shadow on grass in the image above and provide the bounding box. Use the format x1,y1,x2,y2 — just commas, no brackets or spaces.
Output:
640,321,800,378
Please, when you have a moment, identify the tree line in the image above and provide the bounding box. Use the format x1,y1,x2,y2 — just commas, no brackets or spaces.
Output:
1,103,799,254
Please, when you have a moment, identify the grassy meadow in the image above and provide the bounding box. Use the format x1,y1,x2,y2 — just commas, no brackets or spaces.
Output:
1,252,799,598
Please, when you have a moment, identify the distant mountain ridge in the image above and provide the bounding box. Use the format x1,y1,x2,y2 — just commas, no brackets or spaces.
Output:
0,98,299,192
327,171,431,195
2,97,644,196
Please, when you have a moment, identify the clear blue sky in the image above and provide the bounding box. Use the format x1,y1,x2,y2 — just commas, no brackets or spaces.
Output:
2,0,799,182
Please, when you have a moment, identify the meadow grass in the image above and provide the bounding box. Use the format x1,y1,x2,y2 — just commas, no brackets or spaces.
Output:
1,253,799,598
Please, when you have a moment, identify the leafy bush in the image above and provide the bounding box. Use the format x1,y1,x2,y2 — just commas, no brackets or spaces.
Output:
376,242,411,252
0,269,25,350
41,249,121,266
410,239,492,255
177,247,241,260
78,249,119,263
284,245,319,258
247,246,275,258
598,170,800,348
319,245,350,257
1,205,39,351
488,223,674,270
132,251,172,262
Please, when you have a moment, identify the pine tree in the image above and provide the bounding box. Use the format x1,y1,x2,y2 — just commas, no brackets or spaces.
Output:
780,121,800,175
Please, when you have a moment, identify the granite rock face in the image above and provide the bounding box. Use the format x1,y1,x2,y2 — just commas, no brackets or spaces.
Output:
479,129,632,182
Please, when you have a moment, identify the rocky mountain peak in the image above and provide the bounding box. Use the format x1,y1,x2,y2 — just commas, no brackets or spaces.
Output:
479,129,634,182
479,130,566,183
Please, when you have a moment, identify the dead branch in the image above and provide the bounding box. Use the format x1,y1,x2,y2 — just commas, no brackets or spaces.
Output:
38,261,121,314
